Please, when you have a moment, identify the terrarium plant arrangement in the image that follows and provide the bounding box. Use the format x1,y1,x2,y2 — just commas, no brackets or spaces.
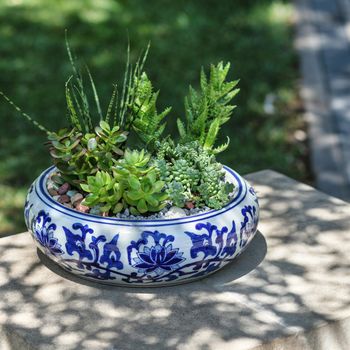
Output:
1,36,259,286
1,39,239,220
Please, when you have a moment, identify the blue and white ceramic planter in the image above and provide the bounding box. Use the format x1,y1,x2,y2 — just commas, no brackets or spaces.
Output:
24,166,259,287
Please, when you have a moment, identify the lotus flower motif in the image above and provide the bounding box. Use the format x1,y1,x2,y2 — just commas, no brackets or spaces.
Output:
133,243,185,276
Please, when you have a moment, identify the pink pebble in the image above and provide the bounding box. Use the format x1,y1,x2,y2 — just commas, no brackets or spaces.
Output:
48,188,58,196
58,183,70,195
71,193,84,205
76,202,90,213
58,195,70,203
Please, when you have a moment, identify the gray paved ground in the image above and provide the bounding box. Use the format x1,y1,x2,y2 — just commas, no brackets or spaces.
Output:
295,0,350,201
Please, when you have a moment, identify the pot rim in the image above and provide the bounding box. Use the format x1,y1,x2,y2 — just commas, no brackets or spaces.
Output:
32,165,248,227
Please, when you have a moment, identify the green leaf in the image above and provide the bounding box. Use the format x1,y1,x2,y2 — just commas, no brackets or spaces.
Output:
113,202,124,213
129,206,140,215
100,204,111,212
204,118,220,149
115,134,127,143
99,120,110,131
137,198,148,213
128,175,141,190
87,138,97,151
65,78,81,131
126,190,143,201
152,180,165,193
146,170,157,184
145,195,158,207
0,91,51,134
177,118,186,139
86,65,103,121
80,183,91,192
212,136,230,154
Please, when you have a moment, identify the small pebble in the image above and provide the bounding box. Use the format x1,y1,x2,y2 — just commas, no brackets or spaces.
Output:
123,208,130,216
47,179,59,191
71,193,84,205
48,188,58,196
58,195,70,204
58,183,70,195
185,201,195,209
53,195,60,201
90,206,102,215
76,202,90,213
164,206,187,219
63,203,73,209
67,190,78,197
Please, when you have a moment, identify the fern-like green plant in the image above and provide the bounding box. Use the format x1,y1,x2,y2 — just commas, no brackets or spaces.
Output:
129,72,171,150
177,62,239,154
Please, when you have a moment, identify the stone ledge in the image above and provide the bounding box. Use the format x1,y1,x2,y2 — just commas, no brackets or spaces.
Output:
1,170,350,350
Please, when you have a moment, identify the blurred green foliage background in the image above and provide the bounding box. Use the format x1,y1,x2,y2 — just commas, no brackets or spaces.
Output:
0,0,310,235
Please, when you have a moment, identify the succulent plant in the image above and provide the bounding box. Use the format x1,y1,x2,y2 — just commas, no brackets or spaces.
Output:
1,36,239,217
197,161,234,209
167,181,186,207
154,140,233,209
80,171,124,214
47,120,128,186
130,72,171,150
123,170,168,215
177,62,239,154
112,149,168,215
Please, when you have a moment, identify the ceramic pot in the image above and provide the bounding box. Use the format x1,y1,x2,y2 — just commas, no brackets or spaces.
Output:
24,165,259,286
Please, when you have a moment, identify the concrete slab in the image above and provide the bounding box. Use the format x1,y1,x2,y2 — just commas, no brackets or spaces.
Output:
1,170,350,350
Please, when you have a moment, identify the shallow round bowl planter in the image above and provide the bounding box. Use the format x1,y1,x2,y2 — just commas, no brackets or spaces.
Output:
24,165,259,287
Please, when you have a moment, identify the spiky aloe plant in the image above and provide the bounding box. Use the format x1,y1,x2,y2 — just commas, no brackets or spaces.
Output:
177,62,239,154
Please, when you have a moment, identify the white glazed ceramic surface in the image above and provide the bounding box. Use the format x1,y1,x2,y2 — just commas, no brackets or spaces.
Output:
24,166,259,286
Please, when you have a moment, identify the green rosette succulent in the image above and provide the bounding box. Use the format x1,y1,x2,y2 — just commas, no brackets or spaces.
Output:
80,171,124,214
112,149,168,215
123,170,168,215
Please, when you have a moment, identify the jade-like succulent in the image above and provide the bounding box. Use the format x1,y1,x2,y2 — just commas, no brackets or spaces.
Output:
48,120,128,185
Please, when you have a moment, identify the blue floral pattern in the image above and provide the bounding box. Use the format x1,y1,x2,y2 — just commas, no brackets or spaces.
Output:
27,199,258,284
24,184,34,228
127,231,185,279
240,205,258,249
31,210,63,256
62,223,124,280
